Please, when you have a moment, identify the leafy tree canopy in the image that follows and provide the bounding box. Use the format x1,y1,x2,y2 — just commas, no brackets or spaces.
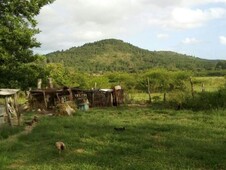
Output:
216,61,226,70
0,0,54,89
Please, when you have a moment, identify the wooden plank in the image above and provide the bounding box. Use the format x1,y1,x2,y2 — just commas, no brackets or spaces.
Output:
13,93,20,126
43,91,48,109
5,97,12,126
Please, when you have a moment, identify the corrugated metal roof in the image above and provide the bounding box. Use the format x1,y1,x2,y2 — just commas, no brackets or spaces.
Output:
0,89,20,96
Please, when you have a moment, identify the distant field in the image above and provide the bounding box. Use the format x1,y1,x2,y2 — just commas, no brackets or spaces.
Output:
128,92,162,103
128,76,226,103
193,76,225,92
0,107,226,170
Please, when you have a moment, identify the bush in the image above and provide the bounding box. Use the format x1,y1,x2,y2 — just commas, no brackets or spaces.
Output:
167,89,191,109
183,88,226,110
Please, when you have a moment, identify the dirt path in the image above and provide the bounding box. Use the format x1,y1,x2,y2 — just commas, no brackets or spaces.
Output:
1,123,37,144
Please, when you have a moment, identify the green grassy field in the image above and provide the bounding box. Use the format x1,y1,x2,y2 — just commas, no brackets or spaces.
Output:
193,76,225,92
1,107,226,170
128,76,225,103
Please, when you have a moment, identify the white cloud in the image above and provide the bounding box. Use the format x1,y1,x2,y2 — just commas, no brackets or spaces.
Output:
182,37,201,44
138,0,226,8
219,36,226,45
209,8,226,18
166,7,226,29
171,8,206,28
157,33,169,39
180,0,226,6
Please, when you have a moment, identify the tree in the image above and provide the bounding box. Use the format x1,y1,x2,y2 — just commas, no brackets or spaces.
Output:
0,0,54,89
86,76,110,89
216,61,226,70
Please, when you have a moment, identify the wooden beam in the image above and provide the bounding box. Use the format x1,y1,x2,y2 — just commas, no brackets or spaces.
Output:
43,91,48,109
5,97,12,127
13,93,20,126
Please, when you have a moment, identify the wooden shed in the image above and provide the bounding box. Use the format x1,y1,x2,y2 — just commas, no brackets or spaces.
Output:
71,87,124,107
29,87,73,110
71,88,114,107
29,86,124,110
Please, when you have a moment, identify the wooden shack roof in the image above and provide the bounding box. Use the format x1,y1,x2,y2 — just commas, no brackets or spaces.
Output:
30,88,62,93
0,89,20,96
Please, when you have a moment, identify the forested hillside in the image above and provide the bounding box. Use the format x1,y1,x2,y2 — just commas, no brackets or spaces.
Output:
46,39,219,72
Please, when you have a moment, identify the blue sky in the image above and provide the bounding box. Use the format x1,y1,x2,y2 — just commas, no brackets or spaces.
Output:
35,0,226,60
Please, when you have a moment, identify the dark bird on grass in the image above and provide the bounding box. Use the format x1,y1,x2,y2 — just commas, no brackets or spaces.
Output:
24,120,34,126
55,141,66,154
114,127,126,131
33,116,38,122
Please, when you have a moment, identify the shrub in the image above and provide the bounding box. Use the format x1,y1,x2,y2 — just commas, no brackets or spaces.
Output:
0,125,23,140
183,87,226,110
167,89,191,109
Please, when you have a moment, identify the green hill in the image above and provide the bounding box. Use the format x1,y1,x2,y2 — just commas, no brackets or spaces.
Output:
46,39,219,72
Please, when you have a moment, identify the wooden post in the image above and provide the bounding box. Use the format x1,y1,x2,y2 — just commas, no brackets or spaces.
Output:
25,87,31,98
202,83,205,92
13,93,20,126
5,97,12,127
190,77,194,98
37,79,42,89
147,78,152,103
43,91,48,109
92,91,95,107
163,92,166,103
68,88,73,101
48,78,53,89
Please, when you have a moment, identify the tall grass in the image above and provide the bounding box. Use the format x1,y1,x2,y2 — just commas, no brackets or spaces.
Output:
0,125,24,140
0,107,226,169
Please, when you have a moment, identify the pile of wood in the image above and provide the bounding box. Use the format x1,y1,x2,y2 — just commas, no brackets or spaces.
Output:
55,101,76,116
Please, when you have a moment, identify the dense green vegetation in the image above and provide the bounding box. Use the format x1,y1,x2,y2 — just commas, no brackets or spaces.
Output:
46,39,219,72
1,108,226,169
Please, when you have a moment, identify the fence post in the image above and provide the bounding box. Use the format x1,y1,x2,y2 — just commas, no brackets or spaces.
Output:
5,97,12,127
147,78,152,103
190,77,194,98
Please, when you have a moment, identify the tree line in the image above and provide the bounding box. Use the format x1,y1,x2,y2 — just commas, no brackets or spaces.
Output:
46,39,219,72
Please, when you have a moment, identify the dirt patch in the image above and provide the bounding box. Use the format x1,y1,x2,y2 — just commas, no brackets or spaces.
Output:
75,148,85,153
8,160,27,169
1,122,37,143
